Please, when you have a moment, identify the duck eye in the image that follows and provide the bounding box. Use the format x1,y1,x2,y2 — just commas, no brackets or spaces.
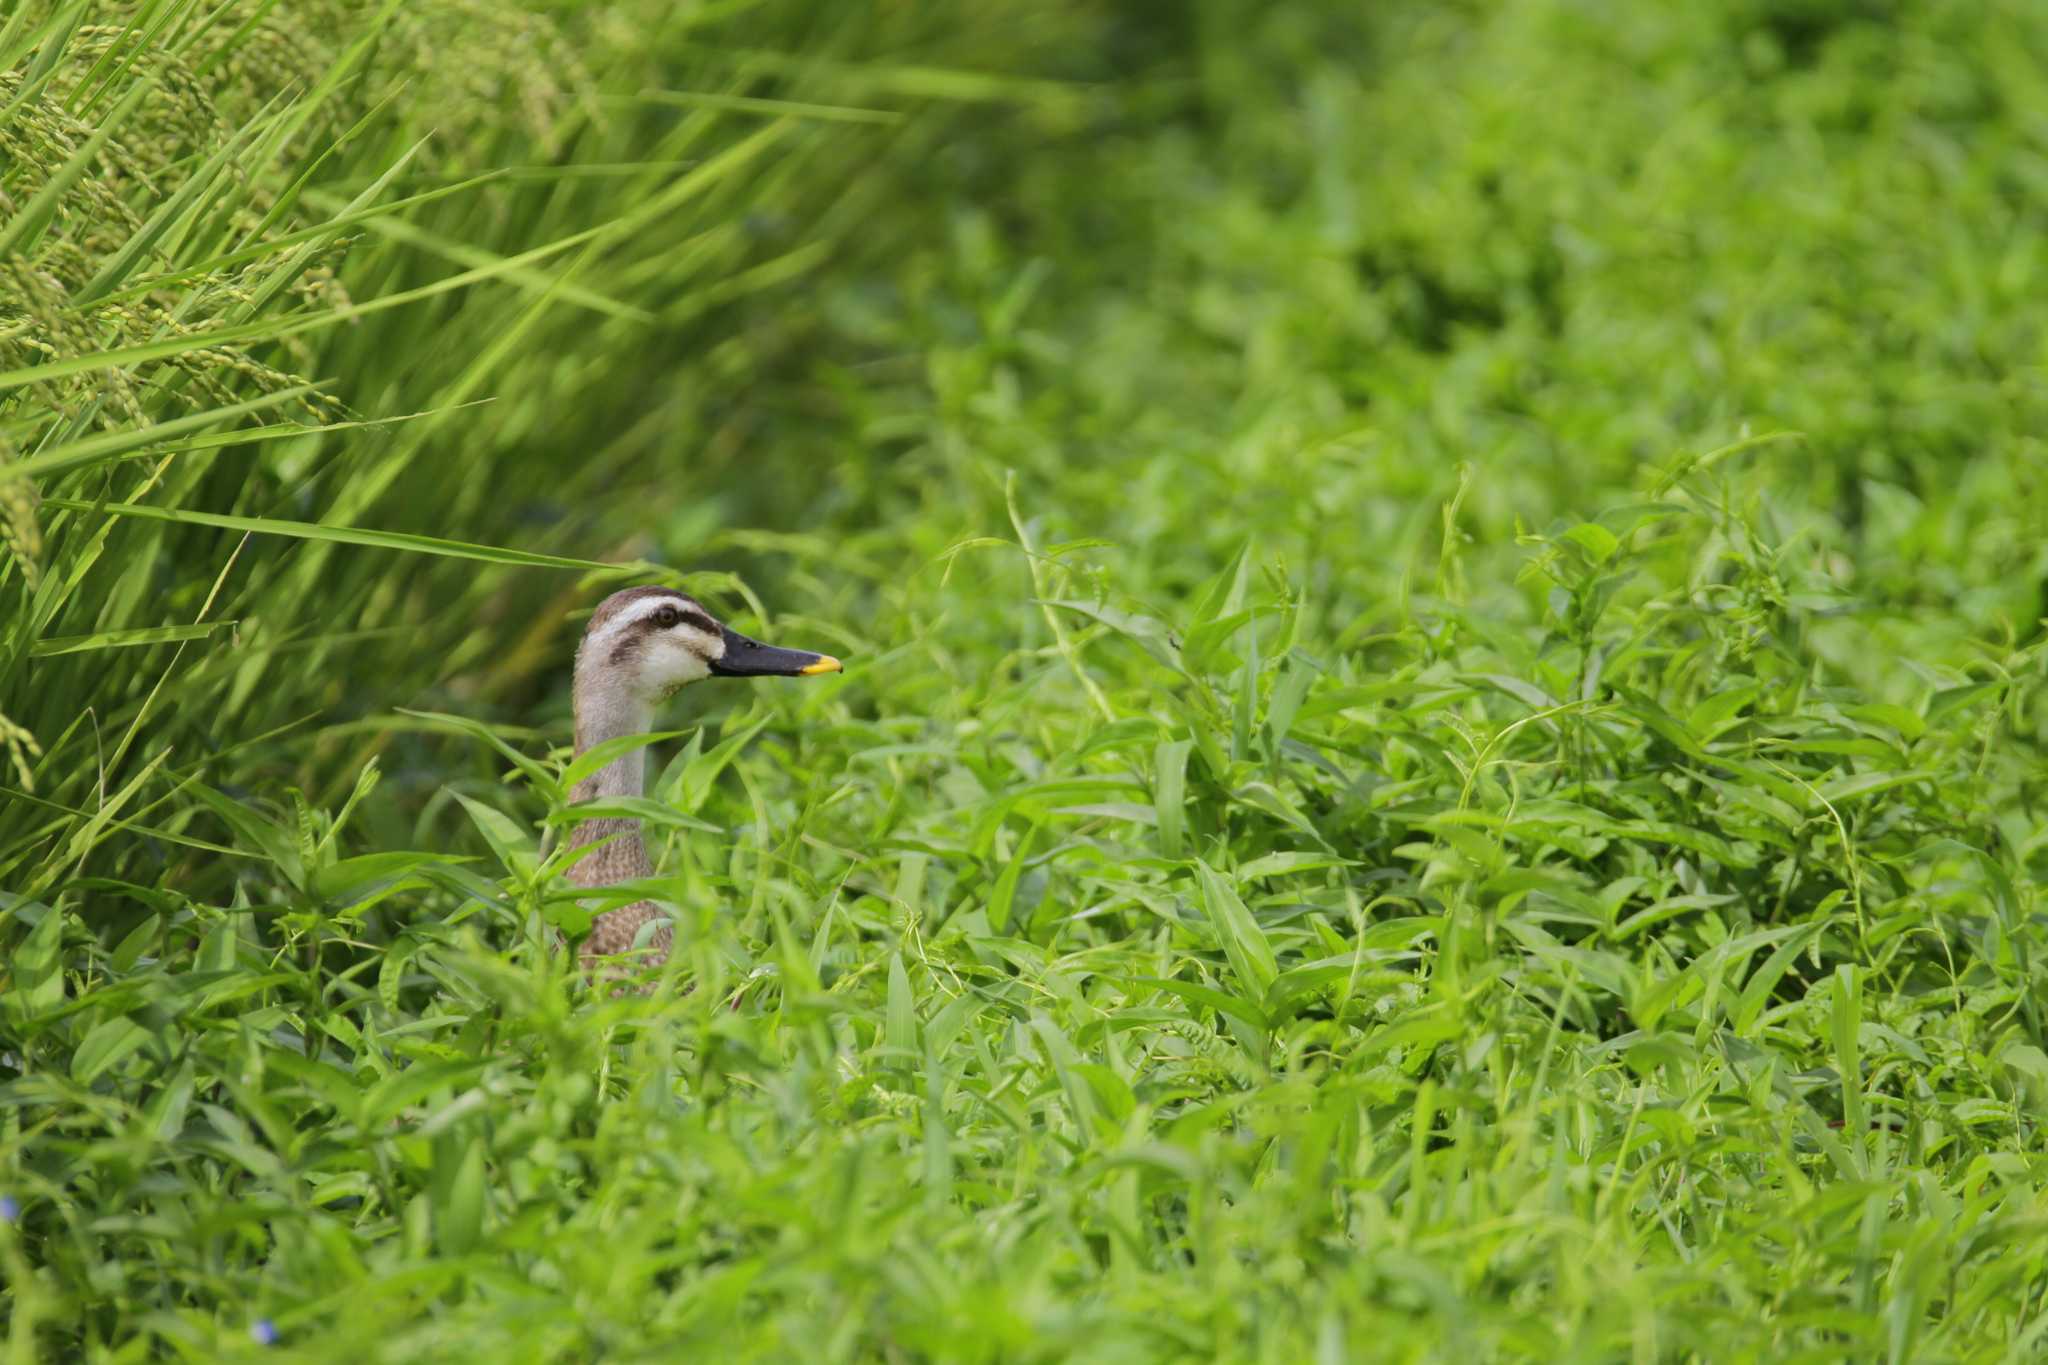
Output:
653,606,680,628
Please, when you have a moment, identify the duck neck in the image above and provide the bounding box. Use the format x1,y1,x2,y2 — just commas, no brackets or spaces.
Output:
566,674,653,886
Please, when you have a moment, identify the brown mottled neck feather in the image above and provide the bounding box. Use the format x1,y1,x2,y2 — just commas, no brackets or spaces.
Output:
567,600,681,973
565,793,669,971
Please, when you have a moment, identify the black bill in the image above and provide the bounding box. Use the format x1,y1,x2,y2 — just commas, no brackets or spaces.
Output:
708,626,843,678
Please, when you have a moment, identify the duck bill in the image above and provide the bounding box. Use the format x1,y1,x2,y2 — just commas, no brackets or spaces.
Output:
708,627,842,678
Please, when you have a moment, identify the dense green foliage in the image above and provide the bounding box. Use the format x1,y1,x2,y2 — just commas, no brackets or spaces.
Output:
4,0,2047,1359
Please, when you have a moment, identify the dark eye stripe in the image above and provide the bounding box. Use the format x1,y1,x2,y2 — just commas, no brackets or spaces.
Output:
626,602,715,635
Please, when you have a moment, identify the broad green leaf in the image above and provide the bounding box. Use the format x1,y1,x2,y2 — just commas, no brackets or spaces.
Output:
309,852,466,907
1238,851,1355,881
9,904,66,1023
550,797,722,838
1833,965,1864,1172
559,729,689,796
1194,859,1277,1000
1029,1013,1103,1140
1264,655,1315,756
394,710,559,800
188,781,305,890
451,792,537,881
71,1014,150,1084
1120,975,1269,1031
1817,770,1936,805
678,715,770,814
1465,672,1564,712
1926,682,2000,722
987,821,1041,935
1039,598,1182,670
1725,929,1817,1039
1153,737,1192,861
435,1133,487,1256
886,951,918,1059
1562,521,1619,564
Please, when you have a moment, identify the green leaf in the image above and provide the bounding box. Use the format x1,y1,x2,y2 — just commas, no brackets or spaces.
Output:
1194,859,1277,1000
1688,681,1762,737
886,951,918,1059
1153,737,1192,861
1188,540,1251,628
1039,598,1182,670
559,729,688,796
1071,1063,1137,1126
9,904,66,1023
1464,673,1563,712
1562,521,1619,564
1817,771,1936,805
380,934,425,1016
1839,702,1925,743
1264,655,1316,756
550,797,722,838
31,621,235,657
1732,921,1829,1036
1233,617,1259,760
189,782,305,890
1926,682,2000,722
41,499,624,572
309,852,466,907
987,821,1041,935
451,792,537,881
435,1133,487,1256
3,386,318,484
1183,608,1257,675
1029,1013,1104,1140
678,715,770,814
1833,965,1864,1173
394,709,559,801
1121,975,1269,1031
71,1014,150,1084
2001,1044,2048,1114
1237,851,1355,881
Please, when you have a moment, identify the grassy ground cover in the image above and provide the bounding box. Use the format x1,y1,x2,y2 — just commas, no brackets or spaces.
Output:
4,0,2047,1360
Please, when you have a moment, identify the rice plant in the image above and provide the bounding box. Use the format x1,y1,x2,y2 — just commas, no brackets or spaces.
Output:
4,0,2046,1361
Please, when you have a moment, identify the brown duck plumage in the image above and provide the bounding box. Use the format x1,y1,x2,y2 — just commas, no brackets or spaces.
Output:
562,585,840,975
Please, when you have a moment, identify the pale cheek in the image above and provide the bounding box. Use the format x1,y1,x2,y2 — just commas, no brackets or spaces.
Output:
645,641,711,694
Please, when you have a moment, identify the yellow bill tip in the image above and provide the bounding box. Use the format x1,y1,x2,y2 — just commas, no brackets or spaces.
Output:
800,655,843,676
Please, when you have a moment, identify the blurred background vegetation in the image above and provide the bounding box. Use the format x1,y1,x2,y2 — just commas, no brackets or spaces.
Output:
5,0,2048,1359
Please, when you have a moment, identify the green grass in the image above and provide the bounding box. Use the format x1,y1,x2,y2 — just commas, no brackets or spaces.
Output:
4,0,2048,1360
